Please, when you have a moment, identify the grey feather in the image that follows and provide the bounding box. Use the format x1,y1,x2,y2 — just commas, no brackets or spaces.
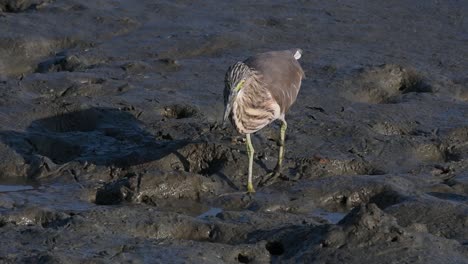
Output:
243,49,304,114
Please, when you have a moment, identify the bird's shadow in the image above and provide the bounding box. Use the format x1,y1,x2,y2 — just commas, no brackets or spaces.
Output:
0,107,190,178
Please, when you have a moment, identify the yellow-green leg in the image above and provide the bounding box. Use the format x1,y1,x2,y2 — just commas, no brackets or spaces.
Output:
260,120,287,186
275,120,287,172
246,133,255,193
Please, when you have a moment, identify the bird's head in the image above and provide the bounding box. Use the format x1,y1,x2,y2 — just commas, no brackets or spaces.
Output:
225,62,251,94
223,62,252,127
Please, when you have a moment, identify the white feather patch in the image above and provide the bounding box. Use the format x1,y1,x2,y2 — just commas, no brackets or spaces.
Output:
294,49,302,60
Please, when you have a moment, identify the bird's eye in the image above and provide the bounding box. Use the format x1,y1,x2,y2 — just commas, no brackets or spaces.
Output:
234,80,245,91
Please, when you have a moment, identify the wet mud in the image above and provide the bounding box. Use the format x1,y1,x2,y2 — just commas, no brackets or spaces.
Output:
0,0,467,263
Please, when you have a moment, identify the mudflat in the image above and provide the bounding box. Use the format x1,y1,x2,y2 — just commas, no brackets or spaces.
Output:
0,1,467,263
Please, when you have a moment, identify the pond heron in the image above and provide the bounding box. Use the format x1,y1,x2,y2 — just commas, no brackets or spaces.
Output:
223,49,305,192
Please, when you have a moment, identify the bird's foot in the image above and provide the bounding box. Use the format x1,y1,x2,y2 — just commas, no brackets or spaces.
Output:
217,182,255,197
218,191,255,198
247,182,256,193
259,170,289,187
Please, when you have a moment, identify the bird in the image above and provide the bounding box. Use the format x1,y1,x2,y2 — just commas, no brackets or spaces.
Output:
223,49,305,193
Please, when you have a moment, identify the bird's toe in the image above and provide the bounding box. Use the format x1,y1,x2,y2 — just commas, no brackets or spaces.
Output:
259,170,288,186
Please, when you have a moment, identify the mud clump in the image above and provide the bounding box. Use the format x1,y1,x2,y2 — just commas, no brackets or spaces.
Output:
342,64,431,104
95,177,132,205
36,54,89,73
443,126,468,160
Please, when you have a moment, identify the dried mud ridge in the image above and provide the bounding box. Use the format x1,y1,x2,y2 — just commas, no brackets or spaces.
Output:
1,0,468,263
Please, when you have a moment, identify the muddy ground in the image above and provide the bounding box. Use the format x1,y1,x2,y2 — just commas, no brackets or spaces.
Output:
0,0,467,263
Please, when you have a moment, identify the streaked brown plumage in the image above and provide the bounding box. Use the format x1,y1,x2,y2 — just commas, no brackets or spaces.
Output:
223,49,305,192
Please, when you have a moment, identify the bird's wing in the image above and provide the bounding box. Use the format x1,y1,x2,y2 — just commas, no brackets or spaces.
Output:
244,49,304,114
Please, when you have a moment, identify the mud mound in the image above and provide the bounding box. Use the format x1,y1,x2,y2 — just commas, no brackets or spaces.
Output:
0,139,29,177
342,64,431,104
36,53,90,73
277,204,466,263
443,126,468,160
386,198,468,242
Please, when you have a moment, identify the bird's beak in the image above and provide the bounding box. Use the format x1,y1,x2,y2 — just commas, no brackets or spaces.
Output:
222,92,236,128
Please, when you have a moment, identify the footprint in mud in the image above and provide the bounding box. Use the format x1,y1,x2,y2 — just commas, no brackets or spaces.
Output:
174,142,231,175
326,187,406,211
342,64,431,104
159,33,244,59
368,121,419,136
120,59,181,75
293,156,382,179
413,142,460,163
120,61,152,74
288,175,409,213
162,104,199,120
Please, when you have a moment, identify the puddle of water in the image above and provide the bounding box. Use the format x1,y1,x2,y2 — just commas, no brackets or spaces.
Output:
0,185,34,192
153,199,211,217
310,209,347,224
427,192,468,202
0,177,39,193
0,176,95,211
197,207,223,219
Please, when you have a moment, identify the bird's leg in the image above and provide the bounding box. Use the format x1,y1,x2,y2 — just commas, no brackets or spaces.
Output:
246,133,255,193
260,120,288,186
274,120,288,173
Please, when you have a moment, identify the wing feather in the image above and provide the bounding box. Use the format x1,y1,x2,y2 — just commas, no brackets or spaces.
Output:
243,49,304,113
